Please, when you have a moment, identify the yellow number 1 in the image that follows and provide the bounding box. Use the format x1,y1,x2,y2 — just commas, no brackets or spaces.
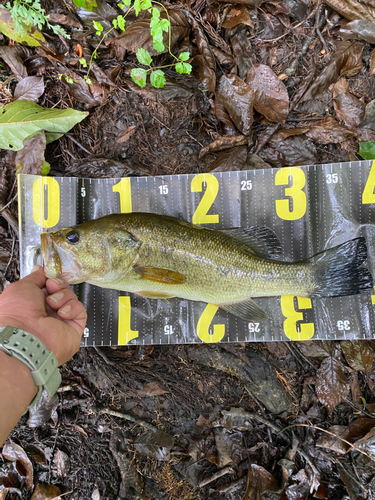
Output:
113,178,132,213
118,296,138,344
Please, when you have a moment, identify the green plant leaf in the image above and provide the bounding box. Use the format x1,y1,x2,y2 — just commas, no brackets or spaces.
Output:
152,7,160,18
79,58,87,68
117,15,125,31
131,68,147,88
0,101,88,151
72,0,97,11
150,69,165,89
359,141,375,160
179,52,190,61
136,47,152,66
93,20,103,32
141,0,152,10
160,18,169,31
175,61,192,74
134,0,141,15
0,8,45,46
112,18,118,28
118,2,125,7
153,40,164,53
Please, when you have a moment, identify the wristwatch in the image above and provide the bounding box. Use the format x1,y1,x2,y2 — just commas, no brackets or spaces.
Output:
0,325,62,411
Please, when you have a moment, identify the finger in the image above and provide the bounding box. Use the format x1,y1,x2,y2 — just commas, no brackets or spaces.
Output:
23,265,47,289
46,289,78,310
45,277,71,295
57,299,87,330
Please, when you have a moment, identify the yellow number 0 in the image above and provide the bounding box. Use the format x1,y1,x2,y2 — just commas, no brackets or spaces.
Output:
32,177,60,228
118,296,139,344
196,304,225,343
281,296,314,341
113,178,132,213
362,160,375,204
191,173,219,224
275,167,306,220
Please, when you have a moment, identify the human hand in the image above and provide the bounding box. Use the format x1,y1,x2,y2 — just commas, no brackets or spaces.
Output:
0,265,87,365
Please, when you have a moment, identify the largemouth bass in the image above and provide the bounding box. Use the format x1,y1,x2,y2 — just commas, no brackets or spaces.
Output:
40,213,373,321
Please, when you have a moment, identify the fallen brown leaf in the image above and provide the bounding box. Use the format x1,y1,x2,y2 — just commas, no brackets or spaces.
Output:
222,5,254,28
199,135,248,158
325,0,375,22
341,340,375,373
316,356,349,416
302,116,354,144
14,76,45,102
48,12,83,29
191,55,216,93
332,77,365,128
116,125,137,144
30,483,62,500
216,74,254,135
246,64,289,123
0,46,27,81
2,438,34,490
370,48,375,75
15,131,47,175
136,382,169,397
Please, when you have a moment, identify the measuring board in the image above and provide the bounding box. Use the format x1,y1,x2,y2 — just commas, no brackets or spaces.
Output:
18,160,375,346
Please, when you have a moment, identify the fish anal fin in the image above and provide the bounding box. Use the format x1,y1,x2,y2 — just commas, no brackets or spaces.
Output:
219,299,267,321
219,226,282,259
133,265,186,284
137,291,174,299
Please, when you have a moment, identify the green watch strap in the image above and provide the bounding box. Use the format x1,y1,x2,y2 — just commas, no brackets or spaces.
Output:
0,325,61,410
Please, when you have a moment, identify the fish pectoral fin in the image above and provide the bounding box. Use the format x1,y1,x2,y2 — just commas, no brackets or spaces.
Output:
137,291,175,299
219,299,267,321
219,226,282,259
133,265,186,285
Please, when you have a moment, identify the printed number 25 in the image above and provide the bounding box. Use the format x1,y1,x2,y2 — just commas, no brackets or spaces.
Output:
275,167,307,221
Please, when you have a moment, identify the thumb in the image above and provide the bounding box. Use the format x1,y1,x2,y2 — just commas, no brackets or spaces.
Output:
23,265,47,289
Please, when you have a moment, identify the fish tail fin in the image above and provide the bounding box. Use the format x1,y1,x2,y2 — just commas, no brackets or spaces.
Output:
311,237,373,298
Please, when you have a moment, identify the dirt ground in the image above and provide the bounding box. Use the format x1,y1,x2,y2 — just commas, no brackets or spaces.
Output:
2,0,375,498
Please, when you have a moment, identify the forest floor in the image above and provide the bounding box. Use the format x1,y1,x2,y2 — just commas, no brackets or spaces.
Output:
2,0,375,498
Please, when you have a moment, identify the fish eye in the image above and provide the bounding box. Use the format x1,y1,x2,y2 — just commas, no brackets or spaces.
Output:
66,230,80,244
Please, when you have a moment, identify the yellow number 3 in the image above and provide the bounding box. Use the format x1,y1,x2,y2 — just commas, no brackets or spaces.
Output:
275,167,307,220
281,296,314,341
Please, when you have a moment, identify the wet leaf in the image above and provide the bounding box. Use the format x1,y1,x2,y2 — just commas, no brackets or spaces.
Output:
185,11,215,69
360,100,375,130
0,8,45,46
15,131,47,175
0,100,88,151
216,75,254,135
325,0,375,22
213,407,254,431
231,30,254,80
131,68,147,88
222,5,254,28
76,2,117,31
136,47,152,66
150,69,166,88
207,145,248,172
47,13,83,29
340,19,375,44
332,77,365,129
302,116,354,144
0,46,27,81
245,464,279,498
297,340,335,359
113,9,189,57
27,392,59,428
190,55,216,93
136,382,169,397
246,64,289,123
14,76,45,102
53,449,70,477
303,41,364,101
341,340,375,373
359,141,375,160
62,69,106,107
2,439,34,490
30,483,61,500
260,133,318,167
134,429,174,461
200,135,248,159
316,357,349,415
211,46,234,67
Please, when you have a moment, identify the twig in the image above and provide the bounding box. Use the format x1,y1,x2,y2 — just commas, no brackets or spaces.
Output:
4,236,15,276
198,466,234,487
0,193,17,213
279,423,375,463
315,0,329,55
66,134,93,155
98,408,157,431
94,346,117,366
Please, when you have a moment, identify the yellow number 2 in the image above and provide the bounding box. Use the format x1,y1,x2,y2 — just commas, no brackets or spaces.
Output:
191,173,219,224
32,177,60,228
362,160,375,204
113,178,132,213
196,304,225,343
118,296,139,345
275,167,306,220
281,296,314,341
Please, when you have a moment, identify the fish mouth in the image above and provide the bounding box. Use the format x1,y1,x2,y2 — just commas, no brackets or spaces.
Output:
41,232,62,278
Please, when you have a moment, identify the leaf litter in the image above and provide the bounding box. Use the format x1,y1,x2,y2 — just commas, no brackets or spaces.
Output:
3,0,375,498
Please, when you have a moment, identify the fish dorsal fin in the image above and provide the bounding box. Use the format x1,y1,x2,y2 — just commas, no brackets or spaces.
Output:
219,226,282,259
219,299,267,321
133,265,186,285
